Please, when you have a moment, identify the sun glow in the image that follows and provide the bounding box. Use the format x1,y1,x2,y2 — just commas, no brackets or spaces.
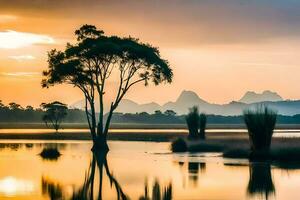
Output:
0,30,54,49
0,177,34,196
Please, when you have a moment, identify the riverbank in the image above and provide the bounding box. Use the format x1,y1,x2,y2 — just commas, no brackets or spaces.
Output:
185,137,300,162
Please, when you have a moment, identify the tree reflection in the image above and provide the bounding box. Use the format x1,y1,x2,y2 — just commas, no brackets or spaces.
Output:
41,176,64,200
72,151,128,200
139,179,172,200
247,163,275,200
187,162,206,186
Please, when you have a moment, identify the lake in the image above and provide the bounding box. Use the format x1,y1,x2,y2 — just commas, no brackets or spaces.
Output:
0,140,300,199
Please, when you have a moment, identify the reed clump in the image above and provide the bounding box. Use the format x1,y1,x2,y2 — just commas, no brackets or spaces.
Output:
186,106,207,140
243,106,277,159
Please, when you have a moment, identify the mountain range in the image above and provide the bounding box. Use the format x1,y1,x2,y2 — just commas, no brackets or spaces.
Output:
71,90,300,116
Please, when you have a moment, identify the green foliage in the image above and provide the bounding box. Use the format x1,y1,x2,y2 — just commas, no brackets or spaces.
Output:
41,101,68,132
244,106,277,154
171,138,187,152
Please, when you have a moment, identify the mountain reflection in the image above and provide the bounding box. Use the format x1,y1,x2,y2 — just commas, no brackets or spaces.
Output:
247,163,275,199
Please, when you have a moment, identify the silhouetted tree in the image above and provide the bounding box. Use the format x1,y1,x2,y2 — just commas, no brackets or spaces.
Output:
41,101,68,132
8,102,22,110
154,110,163,115
42,24,173,151
164,110,176,116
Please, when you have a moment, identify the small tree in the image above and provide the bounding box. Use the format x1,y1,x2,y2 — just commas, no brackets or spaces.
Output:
41,101,68,132
42,24,173,151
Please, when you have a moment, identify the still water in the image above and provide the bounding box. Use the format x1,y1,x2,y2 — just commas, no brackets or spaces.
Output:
0,140,300,200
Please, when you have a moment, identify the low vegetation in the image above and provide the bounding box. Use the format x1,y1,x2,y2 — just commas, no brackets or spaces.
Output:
40,148,61,160
171,138,187,152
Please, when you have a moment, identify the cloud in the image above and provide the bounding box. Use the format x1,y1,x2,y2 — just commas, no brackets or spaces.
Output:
0,15,17,23
0,72,40,77
0,30,55,49
8,55,35,61
2,0,300,46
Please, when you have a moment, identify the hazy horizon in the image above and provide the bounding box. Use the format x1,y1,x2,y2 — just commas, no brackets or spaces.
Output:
1,0,300,107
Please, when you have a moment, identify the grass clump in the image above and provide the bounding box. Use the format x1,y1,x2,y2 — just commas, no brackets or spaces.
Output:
40,148,61,160
186,106,200,139
171,138,187,152
186,106,207,140
199,113,207,139
243,106,277,159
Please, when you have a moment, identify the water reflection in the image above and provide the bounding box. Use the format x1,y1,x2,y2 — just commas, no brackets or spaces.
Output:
176,160,206,187
72,152,128,200
2,141,300,199
247,163,275,199
41,177,64,200
139,179,172,200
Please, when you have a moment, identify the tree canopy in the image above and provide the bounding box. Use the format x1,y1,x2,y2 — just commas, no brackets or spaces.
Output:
42,24,173,150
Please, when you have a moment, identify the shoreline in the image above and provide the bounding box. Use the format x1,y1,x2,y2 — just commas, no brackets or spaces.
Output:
1,122,300,129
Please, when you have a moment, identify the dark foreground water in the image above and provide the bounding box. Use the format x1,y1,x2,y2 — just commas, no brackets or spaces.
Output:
0,140,300,200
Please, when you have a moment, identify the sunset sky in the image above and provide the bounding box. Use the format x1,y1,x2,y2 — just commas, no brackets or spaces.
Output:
1,0,300,107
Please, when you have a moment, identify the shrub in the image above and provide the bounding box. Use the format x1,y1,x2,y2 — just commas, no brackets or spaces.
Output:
243,106,277,156
186,106,200,139
40,148,61,160
171,138,187,152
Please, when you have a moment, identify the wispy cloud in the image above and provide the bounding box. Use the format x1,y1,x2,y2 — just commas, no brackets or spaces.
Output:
0,15,17,23
0,72,40,77
8,55,36,61
0,30,55,49
237,62,299,68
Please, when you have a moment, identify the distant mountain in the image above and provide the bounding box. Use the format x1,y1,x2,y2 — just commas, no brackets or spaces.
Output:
70,90,300,116
239,90,283,104
163,90,209,114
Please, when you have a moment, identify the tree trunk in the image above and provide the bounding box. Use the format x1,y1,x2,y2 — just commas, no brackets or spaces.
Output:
91,134,109,152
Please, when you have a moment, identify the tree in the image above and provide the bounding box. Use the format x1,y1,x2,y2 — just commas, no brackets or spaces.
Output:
8,102,22,110
42,24,173,151
154,110,163,115
164,109,176,116
41,101,68,132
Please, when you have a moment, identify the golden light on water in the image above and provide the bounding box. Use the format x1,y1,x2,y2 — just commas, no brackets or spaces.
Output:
0,177,34,196
0,30,54,49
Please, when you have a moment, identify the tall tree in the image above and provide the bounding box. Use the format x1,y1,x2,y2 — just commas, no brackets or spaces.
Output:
41,101,68,132
42,24,173,151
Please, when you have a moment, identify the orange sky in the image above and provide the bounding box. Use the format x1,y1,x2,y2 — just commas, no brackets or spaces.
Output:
0,0,300,107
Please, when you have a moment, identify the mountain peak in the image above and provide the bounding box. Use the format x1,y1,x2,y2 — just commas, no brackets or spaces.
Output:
239,90,283,104
176,90,207,104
